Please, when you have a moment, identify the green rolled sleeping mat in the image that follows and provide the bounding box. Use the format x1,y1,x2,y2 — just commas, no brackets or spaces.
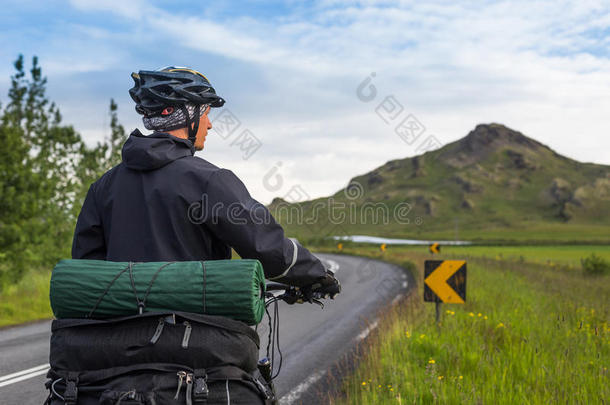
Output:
50,259,266,325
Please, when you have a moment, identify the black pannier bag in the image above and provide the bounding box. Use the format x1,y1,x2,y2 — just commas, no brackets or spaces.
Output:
45,312,272,404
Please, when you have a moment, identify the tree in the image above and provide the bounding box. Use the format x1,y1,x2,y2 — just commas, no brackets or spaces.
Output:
108,98,127,168
0,55,53,286
0,55,129,289
0,117,37,285
72,99,127,216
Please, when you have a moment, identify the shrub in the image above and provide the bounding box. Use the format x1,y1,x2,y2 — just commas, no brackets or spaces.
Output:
580,253,610,276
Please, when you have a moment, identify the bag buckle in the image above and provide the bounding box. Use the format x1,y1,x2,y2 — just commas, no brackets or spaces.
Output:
63,373,79,405
193,369,208,404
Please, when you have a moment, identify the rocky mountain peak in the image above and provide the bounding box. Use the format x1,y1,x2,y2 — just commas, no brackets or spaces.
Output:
459,123,543,153
437,123,548,168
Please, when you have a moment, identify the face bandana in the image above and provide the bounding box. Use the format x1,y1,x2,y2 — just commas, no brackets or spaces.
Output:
142,103,209,132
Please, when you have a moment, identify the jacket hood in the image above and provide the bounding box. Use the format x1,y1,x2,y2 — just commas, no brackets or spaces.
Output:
122,130,194,171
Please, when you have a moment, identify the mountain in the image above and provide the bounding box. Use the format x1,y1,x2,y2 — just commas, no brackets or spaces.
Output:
270,124,610,242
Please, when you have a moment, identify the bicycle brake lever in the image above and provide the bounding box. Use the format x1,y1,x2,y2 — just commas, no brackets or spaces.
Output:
310,298,324,309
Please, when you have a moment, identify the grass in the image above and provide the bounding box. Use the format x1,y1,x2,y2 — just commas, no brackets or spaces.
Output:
434,244,610,268
0,244,608,403
314,244,609,404
0,269,52,328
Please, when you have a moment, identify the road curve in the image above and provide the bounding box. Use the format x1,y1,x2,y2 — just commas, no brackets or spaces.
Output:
0,253,413,404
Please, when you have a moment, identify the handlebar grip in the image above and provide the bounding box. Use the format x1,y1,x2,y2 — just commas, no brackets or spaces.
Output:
257,357,273,384
265,282,291,291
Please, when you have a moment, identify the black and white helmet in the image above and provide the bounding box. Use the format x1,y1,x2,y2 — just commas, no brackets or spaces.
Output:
129,66,225,143
129,66,225,116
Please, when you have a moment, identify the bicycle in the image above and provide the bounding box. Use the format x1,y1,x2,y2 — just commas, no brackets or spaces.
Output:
256,282,330,404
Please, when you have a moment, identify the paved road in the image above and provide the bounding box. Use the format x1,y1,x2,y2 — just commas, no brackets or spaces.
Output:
0,253,413,404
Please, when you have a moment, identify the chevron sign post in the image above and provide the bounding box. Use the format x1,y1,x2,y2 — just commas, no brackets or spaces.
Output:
424,260,467,325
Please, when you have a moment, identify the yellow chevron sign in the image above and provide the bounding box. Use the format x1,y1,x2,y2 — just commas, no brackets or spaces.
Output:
429,243,441,254
380,243,387,252
424,260,466,304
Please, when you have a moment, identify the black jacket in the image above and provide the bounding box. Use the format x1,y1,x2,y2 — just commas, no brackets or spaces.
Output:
72,129,326,287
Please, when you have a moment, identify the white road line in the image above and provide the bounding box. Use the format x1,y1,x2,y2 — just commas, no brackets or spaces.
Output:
356,320,379,341
280,370,326,405
0,364,50,383
0,364,50,388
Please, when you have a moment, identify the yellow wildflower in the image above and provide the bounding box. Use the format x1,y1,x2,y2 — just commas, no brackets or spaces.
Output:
484,316,488,320
419,334,425,339
428,359,436,364
477,313,482,317
362,381,366,386
469,312,474,317
438,376,444,380
497,323,505,328
459,376,463,380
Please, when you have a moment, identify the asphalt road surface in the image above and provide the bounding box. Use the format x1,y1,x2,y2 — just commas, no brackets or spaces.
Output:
0,253,413,405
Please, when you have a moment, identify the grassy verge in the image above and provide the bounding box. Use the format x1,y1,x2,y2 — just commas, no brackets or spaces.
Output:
315,245,609,404
440,245,610,268
0,269,52,328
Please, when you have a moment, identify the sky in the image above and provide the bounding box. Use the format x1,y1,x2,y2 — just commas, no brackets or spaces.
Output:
1,0,609,204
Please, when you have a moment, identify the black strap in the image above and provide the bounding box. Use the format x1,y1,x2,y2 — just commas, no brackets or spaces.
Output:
52,364,251,386
51,365,272,404
141,262,175,311
125,262,146,314
87,264,131,318
63,372,78,405
52,311,260,348
205,366,273,403
89,262,176,318
190,104,201,144
182,104,200,145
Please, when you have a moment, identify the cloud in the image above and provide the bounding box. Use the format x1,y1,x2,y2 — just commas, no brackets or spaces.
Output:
68,0,149,20
2,0,610,203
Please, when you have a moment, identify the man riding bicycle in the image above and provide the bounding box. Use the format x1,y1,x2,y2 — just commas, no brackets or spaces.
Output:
67,66,340,403
72,66,340,293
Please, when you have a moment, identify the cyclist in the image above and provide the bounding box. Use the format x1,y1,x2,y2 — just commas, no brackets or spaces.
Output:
67,66,340,403
72,66,340,295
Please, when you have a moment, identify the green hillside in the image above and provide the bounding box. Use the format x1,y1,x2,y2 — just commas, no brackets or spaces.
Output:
270,124,610,243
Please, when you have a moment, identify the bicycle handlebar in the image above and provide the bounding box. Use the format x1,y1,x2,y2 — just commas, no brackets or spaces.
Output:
265,282,292,292
264,282,326,308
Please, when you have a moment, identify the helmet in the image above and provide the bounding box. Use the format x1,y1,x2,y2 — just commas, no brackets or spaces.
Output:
129,66,225,116
129,66,225,143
